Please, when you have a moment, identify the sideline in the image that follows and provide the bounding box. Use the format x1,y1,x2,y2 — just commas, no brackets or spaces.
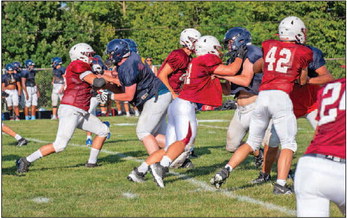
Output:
25,137,296,216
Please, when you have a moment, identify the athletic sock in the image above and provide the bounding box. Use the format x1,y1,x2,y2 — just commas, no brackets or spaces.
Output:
26,150,43,163
14,134,22,141
88,148,100,164
225,164,233,172
160,156,172,168
276,179,286,186
87,135,92,140
137,162,149,174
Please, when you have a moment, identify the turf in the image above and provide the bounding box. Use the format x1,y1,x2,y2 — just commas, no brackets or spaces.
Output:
1,110,344,217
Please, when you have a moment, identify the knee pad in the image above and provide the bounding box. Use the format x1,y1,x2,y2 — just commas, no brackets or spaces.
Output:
53,142,67,153
96,123,110,138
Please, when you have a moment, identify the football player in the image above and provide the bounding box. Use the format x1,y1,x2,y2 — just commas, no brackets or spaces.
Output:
1,63,22,120
157,28,201,168
11,61,25,110
252,25,334,185
210,16,313,194
2,123,28,146
21,59,40,120
51,57,66,120
132,35,247,187
217,27,264,168
16,43,115,174
295,78,345,217
105,39,172,163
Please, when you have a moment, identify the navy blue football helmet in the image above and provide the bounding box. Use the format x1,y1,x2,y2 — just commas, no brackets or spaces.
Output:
11,62,22,71
24,59,35,68
105,39,130,64
223,27,251,51
51,57,63,68
5,63,14,71
123,39,138,53
91,55,107,74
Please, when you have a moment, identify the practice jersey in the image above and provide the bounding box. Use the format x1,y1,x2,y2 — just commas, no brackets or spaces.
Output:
2,73,21,87
52,66,66,84
60,60,93,111
158,48,191,94
21,69,37,87
260,39,313,94
229,45,263,96
290,45,326,118
305,78,346,159
179,54,222,107
117,52,168,108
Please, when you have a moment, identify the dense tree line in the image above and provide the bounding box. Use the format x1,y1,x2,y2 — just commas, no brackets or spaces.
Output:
1,1,345,107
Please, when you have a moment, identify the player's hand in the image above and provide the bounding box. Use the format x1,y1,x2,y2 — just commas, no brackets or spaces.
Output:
171,92,178,99
96,90,110,104
2,91,9,98
25,92,29,100
235,45,248,59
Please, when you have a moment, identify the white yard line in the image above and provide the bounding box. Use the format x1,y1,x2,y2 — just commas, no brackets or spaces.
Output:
26,137,296,216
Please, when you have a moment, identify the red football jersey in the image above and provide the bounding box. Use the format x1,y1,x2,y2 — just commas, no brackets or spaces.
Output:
290,83,321,118
158,49,191,94
61,60,93,111
305,78,346,159
260,40,313,94
179,54,222,107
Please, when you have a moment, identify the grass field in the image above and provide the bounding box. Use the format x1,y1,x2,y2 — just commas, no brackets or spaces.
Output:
1,110,344,217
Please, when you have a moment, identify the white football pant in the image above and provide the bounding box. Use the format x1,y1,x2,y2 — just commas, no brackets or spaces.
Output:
4,89,19,107
246,90,297,152
24,86,38,107
51,84,64,106
295,156,346,217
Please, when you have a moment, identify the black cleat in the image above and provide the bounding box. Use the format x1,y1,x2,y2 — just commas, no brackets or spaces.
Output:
180,159,194,169
16,157,31,173
189,150,198,158
273,183,293,195
251,171,271,184
150,163,168,188
210,167,230,189
127,167,146,183
85,162,100,168
17,138,29,147
288,169,295,180
254,148,264,168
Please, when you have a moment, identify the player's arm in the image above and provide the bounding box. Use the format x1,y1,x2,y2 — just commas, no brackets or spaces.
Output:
16,81,22,96
217,59,254,87
308,65,334,85
157,63,177,98
298,67,309,85
1,82,6,93
213,57,243,76
21,77,29,100
111,84,136,101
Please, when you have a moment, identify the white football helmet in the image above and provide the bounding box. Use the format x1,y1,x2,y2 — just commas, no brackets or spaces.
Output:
194,35,222,57
69,43,95,64
278,16,306,44
180,28,201,50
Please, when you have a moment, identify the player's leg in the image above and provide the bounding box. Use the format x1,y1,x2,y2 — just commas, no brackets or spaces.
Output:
23,89,31,120
5,91,14,120
16,105,80,173
136,92,171,155
270,91,297,194
79,113,109,167
85,96,99,146
211,92,271,188
12,90,20,120
51,84,59,119
2,123,28,146
124,101,131,117
30,86,38,120
225,107,248,152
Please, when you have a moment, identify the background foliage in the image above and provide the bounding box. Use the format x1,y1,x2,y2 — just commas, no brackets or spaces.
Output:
1,1,346,107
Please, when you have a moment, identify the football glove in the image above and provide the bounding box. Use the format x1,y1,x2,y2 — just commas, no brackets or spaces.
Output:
96,90,110,104
2,91,9,98
235,45,248,59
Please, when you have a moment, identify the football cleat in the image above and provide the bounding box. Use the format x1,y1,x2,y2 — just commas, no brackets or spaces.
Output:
180,159,194,169
17,138,29,147
254,148,264,168
251,171,271,184
170,151,190,169
210,167,230,189
273,183,293,195
86,138,92,147
127,167,146,183
288,169,295,180
16,157,31,173
85,162,100,168
150,163,168,188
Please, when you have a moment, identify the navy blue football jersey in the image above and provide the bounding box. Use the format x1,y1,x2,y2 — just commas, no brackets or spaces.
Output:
117,52,168,107
52,66,66,84
2,73,21,87
228,44,263,96
305,45,326,78
21,69,37,87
